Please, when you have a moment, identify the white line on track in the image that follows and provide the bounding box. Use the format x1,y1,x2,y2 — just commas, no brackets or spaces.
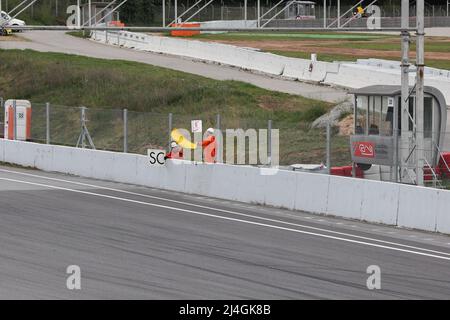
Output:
1,175,450,262
0,168,449,258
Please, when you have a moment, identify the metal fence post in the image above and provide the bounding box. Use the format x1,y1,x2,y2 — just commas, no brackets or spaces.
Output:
216,113,222,163
268,119,272,166
0,97,3,137
81,106,86,148
123,108,128,153
46,102,50,144
13,99,17,140
326,119,331,174
168,113,173,149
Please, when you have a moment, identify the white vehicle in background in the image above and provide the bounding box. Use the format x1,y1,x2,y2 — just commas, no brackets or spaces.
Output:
0,11,26,29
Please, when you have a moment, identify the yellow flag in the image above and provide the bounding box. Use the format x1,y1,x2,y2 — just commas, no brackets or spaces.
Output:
171,129,198,149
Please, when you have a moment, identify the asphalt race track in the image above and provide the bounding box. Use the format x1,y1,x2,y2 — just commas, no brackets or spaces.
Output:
0,165,449,299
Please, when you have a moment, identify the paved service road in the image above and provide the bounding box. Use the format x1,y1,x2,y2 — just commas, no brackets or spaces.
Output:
0,165,449,299
0,31,348,103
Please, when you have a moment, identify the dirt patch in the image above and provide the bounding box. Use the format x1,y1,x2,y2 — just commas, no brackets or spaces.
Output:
0,34,25,41
257,95,300,111
197,38,450,61
338,115,354,136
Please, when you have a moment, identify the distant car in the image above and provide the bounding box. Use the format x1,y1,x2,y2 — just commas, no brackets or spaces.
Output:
0,11,26,30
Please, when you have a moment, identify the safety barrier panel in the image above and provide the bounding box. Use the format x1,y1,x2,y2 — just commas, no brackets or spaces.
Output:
90,31,450,106
2,139,450,235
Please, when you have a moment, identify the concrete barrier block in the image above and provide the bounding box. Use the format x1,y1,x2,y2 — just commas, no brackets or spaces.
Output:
435,189,450,234
208,164,266,204
158,159,187,193
245,51,285,76
299,61,328,83
184,162,215,196
294,172,330,214
0,139,4,162
360,179,400,225
88,149,117,181
397,184,439,232
109,153,139,185
264,170,297,210
3,140,51,169
134,154,164,189
327,175,364,219
282,58,310,80
51,146,93,177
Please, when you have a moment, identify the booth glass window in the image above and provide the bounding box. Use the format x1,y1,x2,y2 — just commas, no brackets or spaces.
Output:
368,96,381,135
355,95,368,134
379,96,394,136
424,97,433,139
397,96,416,133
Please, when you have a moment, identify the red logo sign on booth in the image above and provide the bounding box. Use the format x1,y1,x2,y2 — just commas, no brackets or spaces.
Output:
353,141,375,158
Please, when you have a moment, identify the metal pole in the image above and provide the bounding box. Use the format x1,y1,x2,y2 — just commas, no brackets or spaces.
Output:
168,113,173,149
77,0,80,29
123,108,128,153
167,0,204,27
6,0,27,15
46,102,50,144
393,97,399,183
175,0,178,23
81,107,86,148
400,0,410,183
88,0,92,27
337,0,340,28
82,0,117,26
96,0,128,26
12,99,17,140
257,0,260,28
416,0,425,186
323,0,327,29
268,119,272,166
326,119,331,174
216,114,222,163
244,0,247,22
162,0,165,27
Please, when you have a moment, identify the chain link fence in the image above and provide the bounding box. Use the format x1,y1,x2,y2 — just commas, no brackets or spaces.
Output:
0,98,352,169
2,98,450,189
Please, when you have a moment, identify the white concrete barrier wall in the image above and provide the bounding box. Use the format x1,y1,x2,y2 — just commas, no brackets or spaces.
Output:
2,139,450,235
92,31,450,105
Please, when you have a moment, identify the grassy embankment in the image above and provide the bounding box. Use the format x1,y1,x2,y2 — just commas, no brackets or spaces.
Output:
0,49,351,166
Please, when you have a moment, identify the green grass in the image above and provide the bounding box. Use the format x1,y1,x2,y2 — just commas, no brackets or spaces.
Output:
192,32,389,42
313,39,450,53
0,49,351,165
66,31,91,39
268,50,450,70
